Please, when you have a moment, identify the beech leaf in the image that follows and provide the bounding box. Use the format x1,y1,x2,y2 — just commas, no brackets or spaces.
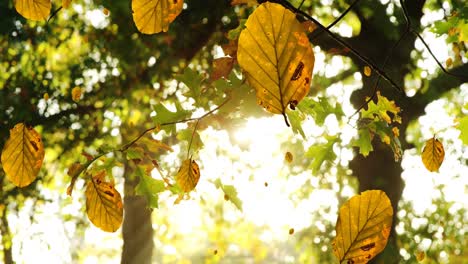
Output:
176,159,200,192
332,190,393,264
421,137,445,172
1,123,44,187
132,0,183,34
237,2,315,125
15,0,51,21
85,171,123,232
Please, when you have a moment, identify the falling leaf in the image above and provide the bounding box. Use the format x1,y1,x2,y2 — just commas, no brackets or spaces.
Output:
421,137,445,172
237,2,315,126
446,57,453,68
132,0,183,34
102,8,110,16
176,159,201,192
1,123,44,187
211,57,235,80
71,87,82,102
214,249,218,255
332,190,393,264
415,251,425,262
284,151,293,163
43,92,49,101
85,171,123,232
62,0,71,9
364,66,372,77
289,228,294,235
15,0,51,21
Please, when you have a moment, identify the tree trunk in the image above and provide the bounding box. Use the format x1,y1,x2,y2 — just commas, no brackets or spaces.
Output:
121,164,154,264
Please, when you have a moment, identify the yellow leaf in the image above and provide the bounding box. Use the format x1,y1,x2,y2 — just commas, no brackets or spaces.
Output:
421,137,445,172
132,0,183,34
284,151,293,163
85,171,123,232
237,2,315,125
176,159,200,192
364,66,371,77
446,57,453,68
43,92,49,101
15,0,51,21
62,0,71,9
102,7,110,16
332,190,393,264
289,228,294,235
415,251,425,262
231,0,257,6
71,86,82,102
1,123,44,187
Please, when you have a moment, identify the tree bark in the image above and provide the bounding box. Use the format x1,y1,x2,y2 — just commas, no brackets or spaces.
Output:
121,164,154,264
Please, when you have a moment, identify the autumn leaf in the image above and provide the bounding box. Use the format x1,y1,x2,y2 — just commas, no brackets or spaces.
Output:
85,171,123,232
231,0,257,6
211,57,235,81
332,190,393,264
354,129,373,157
237,2,315,126
66,162,84,196
62,0,71,9
421,137,445,172
132,0,183,34
15,0,51,21
71,86,82,102
284,151,293,163
1,123,44,187
176,159,201,192
364,66,371,77
361,91,401,124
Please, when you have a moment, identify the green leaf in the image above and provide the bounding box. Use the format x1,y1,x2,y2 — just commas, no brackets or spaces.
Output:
355,129,373,157
306,136,339,174
152,102,191,133
361,91,401,124
135,167,166,208
297,97,344,126
458,116,468,145
175,67,204,99
214,179,243,211
286,109,306,138
126,146,145,160
177,128,204,154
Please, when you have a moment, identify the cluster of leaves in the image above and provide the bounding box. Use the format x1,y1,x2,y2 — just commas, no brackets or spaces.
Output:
5,0,467,262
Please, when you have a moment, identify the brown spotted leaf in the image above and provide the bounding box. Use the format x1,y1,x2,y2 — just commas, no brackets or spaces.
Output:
332,190,393,264
85,171,123,232
176,159,200,192
1,123,44,187
421,137,445,172
237,2,315,126
132,0,183,34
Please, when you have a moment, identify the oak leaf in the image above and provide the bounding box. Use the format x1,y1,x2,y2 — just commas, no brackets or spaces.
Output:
1,123,44,187
332,190,393,264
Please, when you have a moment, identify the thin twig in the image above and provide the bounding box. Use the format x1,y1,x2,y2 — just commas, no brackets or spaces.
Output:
186,119,200,159
47,6,63,23
399,0,468,81
272,0,403,92
309,0,362,41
